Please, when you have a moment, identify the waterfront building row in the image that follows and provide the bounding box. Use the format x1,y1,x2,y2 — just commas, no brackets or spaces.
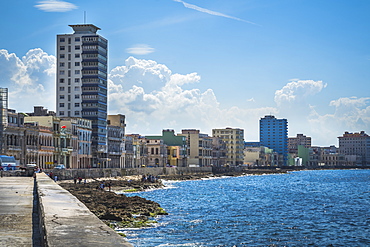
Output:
1,105,369,168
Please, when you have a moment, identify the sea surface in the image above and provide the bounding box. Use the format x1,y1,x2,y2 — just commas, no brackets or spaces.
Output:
120,169,370,246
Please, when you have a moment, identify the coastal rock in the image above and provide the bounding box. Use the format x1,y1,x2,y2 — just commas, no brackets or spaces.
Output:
60,178,166,228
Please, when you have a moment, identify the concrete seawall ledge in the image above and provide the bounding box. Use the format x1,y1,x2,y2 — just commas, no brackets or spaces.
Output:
36,173,132,247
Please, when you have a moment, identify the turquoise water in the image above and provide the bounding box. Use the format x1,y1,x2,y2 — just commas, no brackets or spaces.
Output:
121,170,370,246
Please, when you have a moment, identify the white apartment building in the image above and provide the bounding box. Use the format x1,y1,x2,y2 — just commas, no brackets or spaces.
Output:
56,24,108,167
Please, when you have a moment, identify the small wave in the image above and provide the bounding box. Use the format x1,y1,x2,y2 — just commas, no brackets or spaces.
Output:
156,243,206,247
189,219,203,224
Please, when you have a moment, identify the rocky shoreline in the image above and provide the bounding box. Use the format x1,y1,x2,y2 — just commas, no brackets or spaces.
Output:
59,177,168,229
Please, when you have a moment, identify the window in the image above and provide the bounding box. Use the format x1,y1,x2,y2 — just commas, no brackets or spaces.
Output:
59,78,64,83
59,87,65,91
59,111,64,116
75,62,80,66
75,94,80,99
75,37,80,42
75,111,80,115
59,62,65,67
60,46,65,50
75,54,80,58
75,70,80,74
59,70,65,75
74,78,80,83
74,86,80,91
74,103,80,107
75,45,80,50
59,103,66,107
60,38,65,42
60,54,65,59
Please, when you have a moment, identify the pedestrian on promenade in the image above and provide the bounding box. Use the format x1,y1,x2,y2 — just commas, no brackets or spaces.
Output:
74,177,77,184
107,181,111,192
54,175,58,182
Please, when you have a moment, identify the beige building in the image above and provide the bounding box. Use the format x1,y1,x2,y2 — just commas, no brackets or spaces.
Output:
146,139,167,167
288,134,311,154
107,115,126,168
125,134,147,168
338,131,370,166
25,115,72,168
212,128,244,166
179,129,212,167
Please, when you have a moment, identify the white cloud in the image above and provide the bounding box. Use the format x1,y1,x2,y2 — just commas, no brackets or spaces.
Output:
35,0,77,12
108,56,271,137
173,0,257,25
307,97,370,145
273,80,369,145
0,49,56,112
126,44,155,55
274,79,327,107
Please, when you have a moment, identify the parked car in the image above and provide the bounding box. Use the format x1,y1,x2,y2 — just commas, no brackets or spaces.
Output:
54,164,66,169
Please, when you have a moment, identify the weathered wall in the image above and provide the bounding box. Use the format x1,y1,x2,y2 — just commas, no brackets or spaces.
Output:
44,167,213,180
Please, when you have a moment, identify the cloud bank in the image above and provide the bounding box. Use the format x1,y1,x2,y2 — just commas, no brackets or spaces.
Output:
1,48,369,145
35,0,77,12
0,49,56,111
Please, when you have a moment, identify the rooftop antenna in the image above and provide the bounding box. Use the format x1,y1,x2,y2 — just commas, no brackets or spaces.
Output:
84,11,86,24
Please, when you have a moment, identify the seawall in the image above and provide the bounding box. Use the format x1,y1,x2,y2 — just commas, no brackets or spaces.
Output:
35,173,133,246
45,166,213,180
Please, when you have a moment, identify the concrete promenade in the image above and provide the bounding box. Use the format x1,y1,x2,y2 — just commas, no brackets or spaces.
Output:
0,174,132,247
0,176,35,247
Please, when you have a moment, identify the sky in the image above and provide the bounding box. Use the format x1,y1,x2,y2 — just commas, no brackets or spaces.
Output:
0,0,369,146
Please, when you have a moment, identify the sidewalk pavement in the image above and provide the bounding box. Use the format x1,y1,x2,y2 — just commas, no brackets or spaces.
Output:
0,176,34,247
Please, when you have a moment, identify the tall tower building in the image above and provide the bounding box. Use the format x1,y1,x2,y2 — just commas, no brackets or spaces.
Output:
56,24,108,166
259,115,288,166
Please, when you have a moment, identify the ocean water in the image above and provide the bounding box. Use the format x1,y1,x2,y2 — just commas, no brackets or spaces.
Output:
120,169,370,246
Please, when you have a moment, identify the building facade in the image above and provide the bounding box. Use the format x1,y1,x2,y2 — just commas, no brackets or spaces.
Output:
56,24,108,167
146,130,188,167
259,115,288,166
212,128,245,166
107,115,126,168
60,117,92,169
288,134,311,154
338,131,370,166
179,129,213,167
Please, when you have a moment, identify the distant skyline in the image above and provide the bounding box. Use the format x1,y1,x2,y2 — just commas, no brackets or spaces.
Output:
1,0,369,146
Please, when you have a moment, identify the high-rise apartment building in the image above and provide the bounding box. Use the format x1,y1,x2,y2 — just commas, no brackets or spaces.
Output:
56,24,108,166
212,128,244,166
288,134,311,154
259,115,288,166
338,131,370,166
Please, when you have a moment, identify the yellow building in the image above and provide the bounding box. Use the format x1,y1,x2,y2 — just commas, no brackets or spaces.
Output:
212,127,244,166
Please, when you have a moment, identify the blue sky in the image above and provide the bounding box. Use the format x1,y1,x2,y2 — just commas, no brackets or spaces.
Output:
1,0,369,146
